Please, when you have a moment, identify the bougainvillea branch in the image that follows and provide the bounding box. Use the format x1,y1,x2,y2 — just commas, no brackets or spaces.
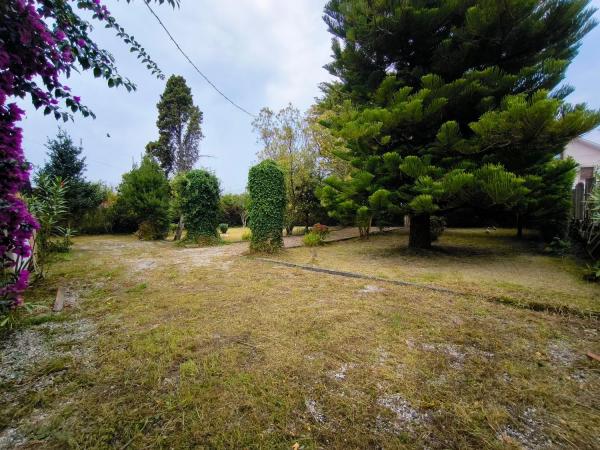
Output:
0,0,176,316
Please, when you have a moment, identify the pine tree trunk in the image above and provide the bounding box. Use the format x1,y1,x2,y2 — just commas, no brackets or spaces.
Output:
174,214,184,241
409,213,431,249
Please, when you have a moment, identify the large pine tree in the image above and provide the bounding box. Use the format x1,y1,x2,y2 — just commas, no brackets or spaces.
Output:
319,0,600,248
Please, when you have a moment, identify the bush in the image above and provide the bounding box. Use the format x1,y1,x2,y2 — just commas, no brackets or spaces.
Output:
136,221,168,241
247,160,286,253
303,223,330,247
181,169,221,244
584,260,600,282
26,175,69,278
116,156,170,240
546,237,571,256
303,231,323,247
242,229,252,241
530,159,577,242
218,223,228,234
108,196,138,234
312,223,329,239
51,226,76,253
78,207,113,234
430,216,446,241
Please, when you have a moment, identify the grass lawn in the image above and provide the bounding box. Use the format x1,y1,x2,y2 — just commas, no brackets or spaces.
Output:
220,226,309,243
220,226,250,243
272,228,600,315
0,229,598,448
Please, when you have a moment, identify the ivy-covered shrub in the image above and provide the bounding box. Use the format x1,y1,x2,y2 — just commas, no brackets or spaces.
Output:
247,160,286,253
181,169,221,245
116,156,170,240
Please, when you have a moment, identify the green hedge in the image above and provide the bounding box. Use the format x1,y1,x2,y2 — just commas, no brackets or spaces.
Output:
248,160,286,252
181,169,221,244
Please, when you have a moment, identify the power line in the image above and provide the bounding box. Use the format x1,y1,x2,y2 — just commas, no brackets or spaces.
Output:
144,1,256,118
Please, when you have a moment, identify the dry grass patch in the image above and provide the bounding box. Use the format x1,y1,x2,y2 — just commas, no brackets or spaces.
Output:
0,234,598,448
272,228,600,315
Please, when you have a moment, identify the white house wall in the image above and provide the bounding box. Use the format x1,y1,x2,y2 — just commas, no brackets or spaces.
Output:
562,138,600,184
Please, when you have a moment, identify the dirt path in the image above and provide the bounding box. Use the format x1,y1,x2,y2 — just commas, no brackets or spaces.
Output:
72,228,403,281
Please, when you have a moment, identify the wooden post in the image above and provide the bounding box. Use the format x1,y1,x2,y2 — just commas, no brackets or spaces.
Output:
53,286,65,312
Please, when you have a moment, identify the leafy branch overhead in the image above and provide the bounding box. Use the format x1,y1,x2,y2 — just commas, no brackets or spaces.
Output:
1,0,178,121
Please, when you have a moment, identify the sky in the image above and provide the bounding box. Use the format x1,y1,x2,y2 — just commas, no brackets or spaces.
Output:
20,0,600,193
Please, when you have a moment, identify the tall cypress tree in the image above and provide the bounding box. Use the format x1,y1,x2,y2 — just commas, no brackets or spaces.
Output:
319,0,600,248
147,75,205,240
146,75,204,176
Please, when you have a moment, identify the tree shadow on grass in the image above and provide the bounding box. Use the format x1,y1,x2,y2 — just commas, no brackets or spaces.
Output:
376,236,543,260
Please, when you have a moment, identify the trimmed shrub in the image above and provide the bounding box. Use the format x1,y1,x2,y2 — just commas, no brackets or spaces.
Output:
247,160,286,253
218,223,228,234
181,169,221,244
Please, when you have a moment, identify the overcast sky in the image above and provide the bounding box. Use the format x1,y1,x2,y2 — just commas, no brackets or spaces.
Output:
20,0,600,193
